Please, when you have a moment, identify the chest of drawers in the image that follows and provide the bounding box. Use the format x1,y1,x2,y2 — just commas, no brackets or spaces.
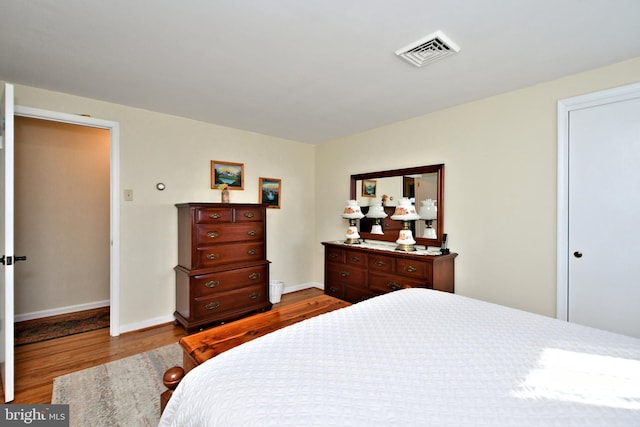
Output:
322,241,457,303
175,203,271,332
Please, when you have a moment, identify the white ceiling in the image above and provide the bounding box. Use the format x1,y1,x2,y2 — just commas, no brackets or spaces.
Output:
2,1,639,144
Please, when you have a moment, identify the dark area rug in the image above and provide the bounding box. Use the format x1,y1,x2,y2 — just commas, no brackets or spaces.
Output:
14,306,110,346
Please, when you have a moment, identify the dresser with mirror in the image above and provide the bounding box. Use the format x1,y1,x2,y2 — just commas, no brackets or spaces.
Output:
323,164,457,303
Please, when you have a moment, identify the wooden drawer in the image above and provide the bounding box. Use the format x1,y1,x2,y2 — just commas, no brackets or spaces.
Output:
368,254,394,273
344,285,376,303
344,250,367,267
324,281,344,300
326,247,345,264
396,258,431,279
235,206,264,222
326,264,366,287
196,242,265,269
196,223,264,245
195,207,234,224
191,265,268,297
368,273,427,294
382,218,403,233
192,284,268,320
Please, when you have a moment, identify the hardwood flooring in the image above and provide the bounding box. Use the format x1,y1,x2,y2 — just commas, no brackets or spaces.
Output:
0,287,324,404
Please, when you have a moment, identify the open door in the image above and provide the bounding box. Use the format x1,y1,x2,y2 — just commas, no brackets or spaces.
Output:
0,83,15,402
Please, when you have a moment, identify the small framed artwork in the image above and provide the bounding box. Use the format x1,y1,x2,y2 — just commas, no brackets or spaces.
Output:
211,160,244,190
259,177,281,209
362,179,377,197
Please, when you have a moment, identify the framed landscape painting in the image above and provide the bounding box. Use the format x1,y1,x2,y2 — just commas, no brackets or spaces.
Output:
211,160,244,190
259,177,281,209
362,179,377,197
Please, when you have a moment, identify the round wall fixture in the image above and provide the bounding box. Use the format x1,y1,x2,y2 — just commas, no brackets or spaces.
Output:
156,183,166,191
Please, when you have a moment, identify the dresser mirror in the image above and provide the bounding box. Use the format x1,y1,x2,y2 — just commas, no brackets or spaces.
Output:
350,164,444,247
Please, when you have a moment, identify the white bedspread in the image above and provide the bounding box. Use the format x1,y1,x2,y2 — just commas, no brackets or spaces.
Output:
159,289,640,426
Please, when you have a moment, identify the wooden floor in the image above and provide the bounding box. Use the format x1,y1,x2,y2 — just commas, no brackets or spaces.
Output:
1,287,324,404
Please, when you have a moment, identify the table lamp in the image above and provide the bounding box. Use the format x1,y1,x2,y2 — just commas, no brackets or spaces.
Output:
341,200,364,244
418,198,437,239
365,202,387,234
390,198,421,251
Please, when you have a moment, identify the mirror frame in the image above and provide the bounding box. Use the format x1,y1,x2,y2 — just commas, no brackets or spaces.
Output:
350,164,444,247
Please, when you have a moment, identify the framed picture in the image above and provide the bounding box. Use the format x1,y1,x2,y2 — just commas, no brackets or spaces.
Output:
362,179,377,197
259,177,281,209
211,160,244,190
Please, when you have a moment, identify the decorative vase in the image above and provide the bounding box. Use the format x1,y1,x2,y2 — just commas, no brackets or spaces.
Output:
221,188,230,203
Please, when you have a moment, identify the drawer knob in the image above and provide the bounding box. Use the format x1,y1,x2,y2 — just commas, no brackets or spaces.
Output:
206,231,219,238
387,282,403,291
248,291,260,299
244,212,255,218
248,272,260,280
247,230,257,236
374,260,386,267
339,271,350,277
404,265,417,273
206,253,219,260
350,256,360,262
205,301,220,310
329,286,339,293
204,280,219,288
329,253,339,259
208,213,221,219
247,249,257,255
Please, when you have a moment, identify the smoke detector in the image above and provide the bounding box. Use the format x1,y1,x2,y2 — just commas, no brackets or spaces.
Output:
395,30,460,67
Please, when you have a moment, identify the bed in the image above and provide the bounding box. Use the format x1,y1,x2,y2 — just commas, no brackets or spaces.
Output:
159,288,640,426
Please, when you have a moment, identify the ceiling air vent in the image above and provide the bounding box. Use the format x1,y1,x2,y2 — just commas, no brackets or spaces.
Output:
395,30,460,67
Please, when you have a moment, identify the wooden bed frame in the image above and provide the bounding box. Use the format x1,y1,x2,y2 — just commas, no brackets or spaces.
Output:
161,294,350,413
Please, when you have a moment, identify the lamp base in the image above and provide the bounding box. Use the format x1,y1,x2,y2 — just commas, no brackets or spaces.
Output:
395,243,417,252
370,224,384,235
344,238,361,244
422,227,437,239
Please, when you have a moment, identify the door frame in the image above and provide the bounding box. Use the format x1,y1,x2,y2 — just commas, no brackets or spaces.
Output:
15,105,121,336
556,82,640,321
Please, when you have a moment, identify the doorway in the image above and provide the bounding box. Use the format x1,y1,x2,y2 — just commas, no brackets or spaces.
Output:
557,82,640,338
14,106,121,336
14,117,110,328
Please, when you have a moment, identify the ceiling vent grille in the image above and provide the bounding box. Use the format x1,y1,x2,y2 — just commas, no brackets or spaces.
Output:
395,30,460,67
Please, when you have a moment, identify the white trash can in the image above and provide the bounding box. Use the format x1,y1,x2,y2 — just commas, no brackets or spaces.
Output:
269,280,284,304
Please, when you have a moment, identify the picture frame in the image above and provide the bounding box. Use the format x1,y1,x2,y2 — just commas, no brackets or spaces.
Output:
211,160,244,190
362,179,377,197
259,177,281,209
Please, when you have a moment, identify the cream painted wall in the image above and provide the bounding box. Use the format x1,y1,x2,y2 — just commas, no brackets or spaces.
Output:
314,57,640,318
3,56,638,330
14,117,110,315
4,82,316,331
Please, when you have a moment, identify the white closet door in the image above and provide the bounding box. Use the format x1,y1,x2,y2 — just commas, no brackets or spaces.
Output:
568,95,640,338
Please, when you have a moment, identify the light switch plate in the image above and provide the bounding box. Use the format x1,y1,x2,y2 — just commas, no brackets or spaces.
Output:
124,189,133,201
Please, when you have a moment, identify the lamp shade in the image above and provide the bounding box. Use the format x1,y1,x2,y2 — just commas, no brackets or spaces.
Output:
418,199,437,220
390,198,420,221
365,202,387,219
341,200,364,219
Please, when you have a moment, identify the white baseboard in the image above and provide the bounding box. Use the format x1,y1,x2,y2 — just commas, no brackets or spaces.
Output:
15,300,110,323
119,314,175,335
282,282,323,294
